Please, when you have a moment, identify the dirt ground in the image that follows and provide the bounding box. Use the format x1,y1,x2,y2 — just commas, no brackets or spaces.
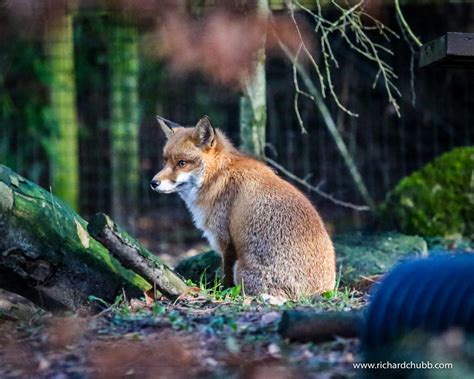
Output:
3,207,472,378
0,287,367,379
1,207,371,379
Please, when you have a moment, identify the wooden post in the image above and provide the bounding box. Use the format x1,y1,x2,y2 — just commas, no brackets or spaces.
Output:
419,32,474,68
45,12,80,210
239,0,269,159
109,20,140,229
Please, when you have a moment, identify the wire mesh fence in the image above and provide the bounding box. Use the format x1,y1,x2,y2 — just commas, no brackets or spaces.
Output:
1,2,473,258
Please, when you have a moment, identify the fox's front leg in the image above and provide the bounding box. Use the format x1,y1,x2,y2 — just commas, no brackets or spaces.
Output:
221,244,237,288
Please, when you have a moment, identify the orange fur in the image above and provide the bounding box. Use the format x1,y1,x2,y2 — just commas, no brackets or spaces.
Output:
152,116,336,298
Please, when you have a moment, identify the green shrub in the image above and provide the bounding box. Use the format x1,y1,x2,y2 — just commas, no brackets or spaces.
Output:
381,147,474,239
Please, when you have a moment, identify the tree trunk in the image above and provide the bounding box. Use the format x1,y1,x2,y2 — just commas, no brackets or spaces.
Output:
0,165,149,312
279,309,363,342
109,21,140,230
45,13,80,210
239,0,269,159
88,213,188,299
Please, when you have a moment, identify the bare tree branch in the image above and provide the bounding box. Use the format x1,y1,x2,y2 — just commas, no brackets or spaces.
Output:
263,1,423,210
275,36,375,209
265,157,370,211
394,0,422,47
290,0,406,117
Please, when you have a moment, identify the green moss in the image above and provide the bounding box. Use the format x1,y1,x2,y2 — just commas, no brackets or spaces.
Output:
334,232,427,286
381,147,474,238
0,164,150,293
0,182,14,212
176,232,428,288
175,251,222,287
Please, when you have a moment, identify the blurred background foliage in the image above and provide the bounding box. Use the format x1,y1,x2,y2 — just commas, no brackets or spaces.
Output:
382,146,474,239
0,0,473,257
0,37,52,183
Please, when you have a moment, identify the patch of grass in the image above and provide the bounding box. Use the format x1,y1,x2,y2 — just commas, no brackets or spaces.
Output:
279,288,366,312
196,271,244,303
168,310,190,331
151,303,166,316
88,293,131,316
184,265,366,312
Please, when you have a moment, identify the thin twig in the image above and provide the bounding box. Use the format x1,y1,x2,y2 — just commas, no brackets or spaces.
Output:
394,0,422,47
292,0,405,117
276,38,375,209
292,44,309,133
287,0,326,97
265,157,370,211
396,13,417,106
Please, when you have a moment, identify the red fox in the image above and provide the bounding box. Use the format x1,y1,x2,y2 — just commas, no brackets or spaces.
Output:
151,116,336,298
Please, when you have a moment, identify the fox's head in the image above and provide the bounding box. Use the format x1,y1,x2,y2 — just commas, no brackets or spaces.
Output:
150,115,221,194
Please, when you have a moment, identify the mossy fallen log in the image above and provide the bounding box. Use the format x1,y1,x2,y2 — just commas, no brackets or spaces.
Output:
88,213,188,299
0,165,149,311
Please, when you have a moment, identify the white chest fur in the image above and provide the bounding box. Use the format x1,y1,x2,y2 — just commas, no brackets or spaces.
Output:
179,187,206,231
179,187,220,253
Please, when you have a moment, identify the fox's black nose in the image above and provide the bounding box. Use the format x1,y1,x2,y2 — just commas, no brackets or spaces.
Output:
150,180,160,190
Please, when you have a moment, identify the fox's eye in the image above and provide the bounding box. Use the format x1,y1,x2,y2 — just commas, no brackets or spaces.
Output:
177,160,187,168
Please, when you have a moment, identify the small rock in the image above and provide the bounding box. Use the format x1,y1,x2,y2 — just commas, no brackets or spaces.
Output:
268,343,281,357
261,311,281,325
225,336,240,354
344,352,354,363
301,349,313,359
130,298,147,310
242,297,254,306
204,357,218,367
37,357,50,371
260,294,287,306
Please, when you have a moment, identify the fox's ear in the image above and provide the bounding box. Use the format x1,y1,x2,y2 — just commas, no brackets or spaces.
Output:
156,116,176,140
193,115,215,148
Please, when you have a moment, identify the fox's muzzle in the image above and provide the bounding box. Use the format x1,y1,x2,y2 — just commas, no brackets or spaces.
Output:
150,179,161,190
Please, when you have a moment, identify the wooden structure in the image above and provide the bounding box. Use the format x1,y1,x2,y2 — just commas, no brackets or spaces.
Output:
420,32,474,68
